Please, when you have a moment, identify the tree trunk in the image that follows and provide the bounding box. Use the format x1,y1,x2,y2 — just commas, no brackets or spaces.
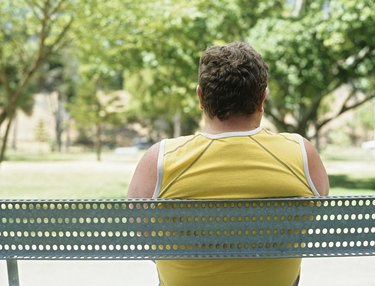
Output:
173,110,181,138
11,112,18,151
315,124,321,152
55,92,64,152
292,0,305,17
295,121,309,139
0,111,8,129
95,123,102,162
0,117,13,163
65,116,71,152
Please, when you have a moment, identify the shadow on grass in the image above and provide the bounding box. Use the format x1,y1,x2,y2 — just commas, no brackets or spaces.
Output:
329,175,375,191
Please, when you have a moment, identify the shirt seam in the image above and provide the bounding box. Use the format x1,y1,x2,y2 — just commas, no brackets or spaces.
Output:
161,140,214,195
249,135,312,191
164,134,200,156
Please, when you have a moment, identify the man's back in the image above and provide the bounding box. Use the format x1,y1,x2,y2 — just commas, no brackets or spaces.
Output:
154,127,317,286
154,127,318,199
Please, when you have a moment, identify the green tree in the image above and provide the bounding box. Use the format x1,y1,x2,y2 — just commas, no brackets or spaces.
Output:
126,0,284,138
61,0,285,141
354,99,375,141
69,73,128,161
0,0,74,163
67,0,145,153
38,49,79,152
249,0,375,141
34,119,50,146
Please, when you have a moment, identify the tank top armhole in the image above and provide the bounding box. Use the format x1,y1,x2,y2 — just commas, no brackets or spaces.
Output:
153,139,166,199
297,135,320,197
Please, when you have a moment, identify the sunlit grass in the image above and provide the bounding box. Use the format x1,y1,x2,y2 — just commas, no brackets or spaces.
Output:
321,145,375,162
0,152,142,199
324,149,375,196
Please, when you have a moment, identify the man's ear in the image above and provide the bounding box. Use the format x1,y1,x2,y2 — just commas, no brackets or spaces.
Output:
258,87,268,112
196,85,203,110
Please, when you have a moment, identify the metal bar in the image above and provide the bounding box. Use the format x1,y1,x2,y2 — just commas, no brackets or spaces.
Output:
6,259,20,286
0,197,374,260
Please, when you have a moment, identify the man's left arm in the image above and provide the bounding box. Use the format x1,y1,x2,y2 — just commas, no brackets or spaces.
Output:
303,138,330,196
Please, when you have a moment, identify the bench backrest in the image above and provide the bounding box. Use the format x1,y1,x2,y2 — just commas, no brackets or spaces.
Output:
1,196,375,260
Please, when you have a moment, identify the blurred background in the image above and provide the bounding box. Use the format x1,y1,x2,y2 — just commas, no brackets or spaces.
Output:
0,0,374,199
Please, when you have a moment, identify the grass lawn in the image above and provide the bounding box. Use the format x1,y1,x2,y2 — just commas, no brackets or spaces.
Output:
322,146,375,196
0,151,142,199
0,146,374,199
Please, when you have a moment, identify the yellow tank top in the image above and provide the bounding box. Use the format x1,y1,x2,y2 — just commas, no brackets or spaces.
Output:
153,127,318,286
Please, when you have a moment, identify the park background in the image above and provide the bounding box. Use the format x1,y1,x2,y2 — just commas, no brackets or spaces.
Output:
1,0,375,199
0,1,375,286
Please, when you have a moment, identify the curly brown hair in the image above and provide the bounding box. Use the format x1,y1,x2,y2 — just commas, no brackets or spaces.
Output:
198,42,268,121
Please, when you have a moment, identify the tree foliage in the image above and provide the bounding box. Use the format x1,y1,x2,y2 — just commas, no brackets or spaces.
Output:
69,73,128,161
250,0,375,138
124,0,284,138
0,0,74,162
1,0,374,161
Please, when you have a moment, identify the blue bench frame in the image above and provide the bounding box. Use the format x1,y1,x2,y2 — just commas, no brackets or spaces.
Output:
1,196,375,286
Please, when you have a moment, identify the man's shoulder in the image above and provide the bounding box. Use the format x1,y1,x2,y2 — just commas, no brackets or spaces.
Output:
163,134,207,155
164,134,201,147
261,129,301,145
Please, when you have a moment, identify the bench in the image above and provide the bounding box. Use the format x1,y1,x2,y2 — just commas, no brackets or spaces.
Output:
1,196,375,286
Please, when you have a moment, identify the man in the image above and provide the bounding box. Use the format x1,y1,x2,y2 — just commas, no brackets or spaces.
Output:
128,42,329,286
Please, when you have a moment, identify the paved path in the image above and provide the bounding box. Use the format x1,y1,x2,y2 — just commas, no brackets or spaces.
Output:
0,261,158,286
1,257,375,285
301,257,375,286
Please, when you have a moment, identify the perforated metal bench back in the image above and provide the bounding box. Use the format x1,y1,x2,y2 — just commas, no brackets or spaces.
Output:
0,197,374,260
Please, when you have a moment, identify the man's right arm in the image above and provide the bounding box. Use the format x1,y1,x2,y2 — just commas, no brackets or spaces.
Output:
127,142,160,199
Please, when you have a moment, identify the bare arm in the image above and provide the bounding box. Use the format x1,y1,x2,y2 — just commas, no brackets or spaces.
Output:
303,138,329,196
127,142,160,199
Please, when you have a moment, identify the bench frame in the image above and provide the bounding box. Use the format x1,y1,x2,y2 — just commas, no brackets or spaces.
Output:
1,196,375,286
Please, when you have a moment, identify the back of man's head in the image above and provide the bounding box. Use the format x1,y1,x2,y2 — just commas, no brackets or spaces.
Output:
198,42,268,121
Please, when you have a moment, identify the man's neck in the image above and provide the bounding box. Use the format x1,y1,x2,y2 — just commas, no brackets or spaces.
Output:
202,113,262,134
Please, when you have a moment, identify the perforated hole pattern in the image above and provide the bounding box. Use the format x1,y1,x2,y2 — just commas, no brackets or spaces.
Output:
0,197,374,260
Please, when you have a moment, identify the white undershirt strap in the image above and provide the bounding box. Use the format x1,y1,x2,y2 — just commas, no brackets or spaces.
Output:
298,135,320,197
153,139,165,199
